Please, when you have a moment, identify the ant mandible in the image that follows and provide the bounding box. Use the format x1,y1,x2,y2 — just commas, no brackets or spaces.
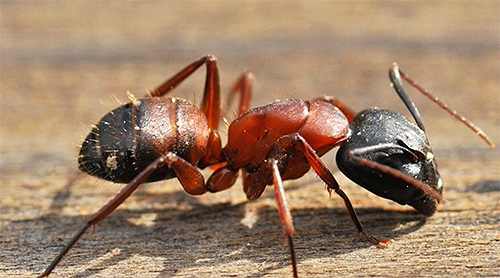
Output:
38,55,494,278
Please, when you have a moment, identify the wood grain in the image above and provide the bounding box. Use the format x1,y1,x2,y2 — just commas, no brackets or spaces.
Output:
1,2,499,277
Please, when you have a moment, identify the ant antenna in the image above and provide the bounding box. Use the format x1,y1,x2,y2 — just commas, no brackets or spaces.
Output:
391,63,494,147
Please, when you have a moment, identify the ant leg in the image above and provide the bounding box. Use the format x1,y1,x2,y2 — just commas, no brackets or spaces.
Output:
390,63,494,147
248,158,298,278
203,72,254,181
225,72,255,116
269,159,298,278
38,153,206,277
199,55,221,132
315,96,356,122
38,154,165,277
241,169,259,199
149,55,216,97
196,56,224,167
167,153,207,195
347,144,444,204
147,55,224,167
275,134,389,246
206,165,240,192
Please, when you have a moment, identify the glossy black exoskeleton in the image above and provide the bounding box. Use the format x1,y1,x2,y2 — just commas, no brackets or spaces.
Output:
336,65,445,216
337,63,494,217
337,108,442,216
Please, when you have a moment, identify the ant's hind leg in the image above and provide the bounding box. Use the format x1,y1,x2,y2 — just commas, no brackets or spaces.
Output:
150,55,218,98
38,152,208,277
38,154,175,277
147,55,224,167
166,153,207,195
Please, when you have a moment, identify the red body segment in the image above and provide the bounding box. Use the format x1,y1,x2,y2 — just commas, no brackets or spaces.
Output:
224,99,308,170
223,99,350,180
143,97,210,166
298,99,351,154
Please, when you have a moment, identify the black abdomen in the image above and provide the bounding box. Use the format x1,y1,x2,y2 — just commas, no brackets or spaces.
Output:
78,97,209,183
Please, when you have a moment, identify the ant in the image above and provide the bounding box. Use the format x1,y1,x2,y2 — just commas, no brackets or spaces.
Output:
38,55,494,278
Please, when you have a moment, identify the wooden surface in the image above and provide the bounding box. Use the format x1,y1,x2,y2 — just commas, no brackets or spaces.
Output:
1,2,499,277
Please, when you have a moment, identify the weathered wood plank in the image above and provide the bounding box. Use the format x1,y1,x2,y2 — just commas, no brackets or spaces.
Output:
1,2,499,277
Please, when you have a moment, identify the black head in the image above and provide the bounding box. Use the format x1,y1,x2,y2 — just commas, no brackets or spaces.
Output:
336,109,443,216
336,62,494,217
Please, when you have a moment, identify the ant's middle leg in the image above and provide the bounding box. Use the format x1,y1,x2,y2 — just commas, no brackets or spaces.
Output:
268,159,299,278
243,157,298,278
205,72,256,172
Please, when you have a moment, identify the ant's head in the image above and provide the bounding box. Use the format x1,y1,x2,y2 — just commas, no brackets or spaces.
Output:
335,63,493,216
336,109,443,216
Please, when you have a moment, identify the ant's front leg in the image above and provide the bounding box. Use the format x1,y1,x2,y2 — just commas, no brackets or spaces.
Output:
267,159,298,278
255,134,390,247
346,143,444,204
292,134,390,246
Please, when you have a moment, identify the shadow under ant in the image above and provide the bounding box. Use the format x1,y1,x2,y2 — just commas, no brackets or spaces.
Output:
47,172,84,216
33,180,427,278
466,179,500,193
